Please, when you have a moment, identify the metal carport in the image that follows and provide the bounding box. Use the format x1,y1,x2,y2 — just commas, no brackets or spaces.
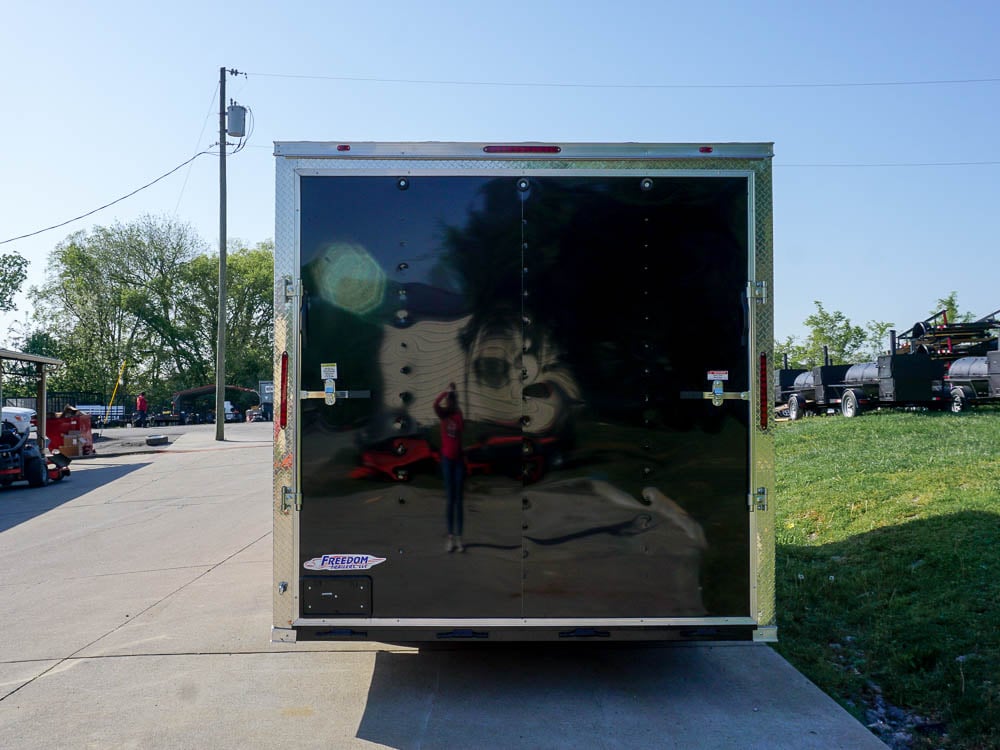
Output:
0,348,65,449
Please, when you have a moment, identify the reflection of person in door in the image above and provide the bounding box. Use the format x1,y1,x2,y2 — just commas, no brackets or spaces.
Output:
434,383,465,553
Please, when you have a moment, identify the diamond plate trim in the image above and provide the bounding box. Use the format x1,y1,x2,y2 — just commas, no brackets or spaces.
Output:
272,155,298,630
272,149,776,636
749,159,776,634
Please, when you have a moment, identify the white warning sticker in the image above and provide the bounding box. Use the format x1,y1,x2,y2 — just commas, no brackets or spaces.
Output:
321,363,339,380
707,370,729,381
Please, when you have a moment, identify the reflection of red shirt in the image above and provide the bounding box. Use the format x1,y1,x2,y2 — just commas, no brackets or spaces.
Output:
433,392,464,460
136,395,148,411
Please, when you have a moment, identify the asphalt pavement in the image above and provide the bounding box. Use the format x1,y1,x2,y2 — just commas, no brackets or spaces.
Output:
0,422,886,749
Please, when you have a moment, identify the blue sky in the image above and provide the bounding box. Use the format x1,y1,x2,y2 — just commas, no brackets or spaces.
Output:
2,1,998,347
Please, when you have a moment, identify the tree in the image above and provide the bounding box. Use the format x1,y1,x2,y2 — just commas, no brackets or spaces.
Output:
0,251,29,313
28,219,273,406
776,301,893,368
857,319,896,361
931,291,975,323
30,216,207,401
175,240,274,391
225,241,274,388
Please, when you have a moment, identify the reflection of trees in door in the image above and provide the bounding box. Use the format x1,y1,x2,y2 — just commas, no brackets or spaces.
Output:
298,174,750,620
437,176,750,617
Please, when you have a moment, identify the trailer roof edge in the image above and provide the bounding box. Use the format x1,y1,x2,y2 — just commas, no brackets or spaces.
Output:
273,141,775,160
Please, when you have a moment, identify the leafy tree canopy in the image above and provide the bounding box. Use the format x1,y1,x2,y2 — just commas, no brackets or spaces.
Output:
777,301,892,369
23,216,273,409
929,291,975,324
0,251,29,313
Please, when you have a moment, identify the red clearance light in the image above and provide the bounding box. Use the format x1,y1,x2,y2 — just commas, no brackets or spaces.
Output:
483,145,562,154
759,353,769,431
699,146,714,154
337,144,351,152
279,351,289,430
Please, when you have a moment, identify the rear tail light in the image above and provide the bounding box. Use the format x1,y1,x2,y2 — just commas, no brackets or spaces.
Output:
759,353,769,430
279,351,289,430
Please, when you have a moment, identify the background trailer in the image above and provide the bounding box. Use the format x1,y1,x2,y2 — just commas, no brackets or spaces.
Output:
272,142,775,643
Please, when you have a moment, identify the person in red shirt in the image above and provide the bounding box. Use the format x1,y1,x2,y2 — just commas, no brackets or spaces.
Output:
135,392,148,428
433,383,465,552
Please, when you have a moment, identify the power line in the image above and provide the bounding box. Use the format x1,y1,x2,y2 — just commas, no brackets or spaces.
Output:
245,70,1000,90
175,82,221,216
0,151,213,247
4,141,995,251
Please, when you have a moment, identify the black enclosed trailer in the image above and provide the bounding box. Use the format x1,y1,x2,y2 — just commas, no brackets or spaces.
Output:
272,142,776,643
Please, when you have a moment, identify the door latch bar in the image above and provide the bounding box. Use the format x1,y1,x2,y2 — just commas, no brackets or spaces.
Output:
701,380,750,406
300,389,372,403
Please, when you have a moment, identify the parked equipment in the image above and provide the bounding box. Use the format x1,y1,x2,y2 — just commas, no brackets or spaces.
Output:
46,407,95,457
0,420,70,488
780,353,949,419
944,351,1000,412
272,141,776,644
0,348,68,485
898,309,999,361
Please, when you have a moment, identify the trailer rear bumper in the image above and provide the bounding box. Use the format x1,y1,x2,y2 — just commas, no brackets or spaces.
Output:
276,617,770,644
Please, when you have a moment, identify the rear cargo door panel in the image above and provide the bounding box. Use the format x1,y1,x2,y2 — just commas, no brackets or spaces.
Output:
297,175,524,618
519,176,751,618
297,172,751,622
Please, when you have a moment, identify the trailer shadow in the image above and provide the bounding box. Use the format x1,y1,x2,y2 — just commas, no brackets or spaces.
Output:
356,643,771,749
774,510,1000,747
0,461,150,533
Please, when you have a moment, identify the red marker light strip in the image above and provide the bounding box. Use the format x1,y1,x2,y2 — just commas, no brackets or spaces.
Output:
280,351,289,430
759,353,769,431
483,145,562,154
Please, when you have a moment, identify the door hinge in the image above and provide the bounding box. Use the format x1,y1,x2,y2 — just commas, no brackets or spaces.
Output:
284,277,302,303
281,486,302,513
749,487,768,512
749,280,767,305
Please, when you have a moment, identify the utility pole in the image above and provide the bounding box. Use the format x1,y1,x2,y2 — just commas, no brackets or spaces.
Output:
215,66,227,441
215,67,247,440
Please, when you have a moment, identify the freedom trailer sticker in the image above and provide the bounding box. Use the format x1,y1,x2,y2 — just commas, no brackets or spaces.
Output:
304,554,386,571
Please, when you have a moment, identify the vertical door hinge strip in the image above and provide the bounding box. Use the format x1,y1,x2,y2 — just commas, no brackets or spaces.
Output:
749,280,767,305
284,277,302,303
748,487,767,512
281,486,302,513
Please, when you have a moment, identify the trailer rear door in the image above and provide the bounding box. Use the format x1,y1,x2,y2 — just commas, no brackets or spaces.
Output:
293,167,752,632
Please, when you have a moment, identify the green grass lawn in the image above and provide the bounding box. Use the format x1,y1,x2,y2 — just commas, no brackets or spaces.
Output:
774,407,1000,750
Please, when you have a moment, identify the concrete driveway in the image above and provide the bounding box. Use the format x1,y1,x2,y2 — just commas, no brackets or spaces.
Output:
0,422,884,749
